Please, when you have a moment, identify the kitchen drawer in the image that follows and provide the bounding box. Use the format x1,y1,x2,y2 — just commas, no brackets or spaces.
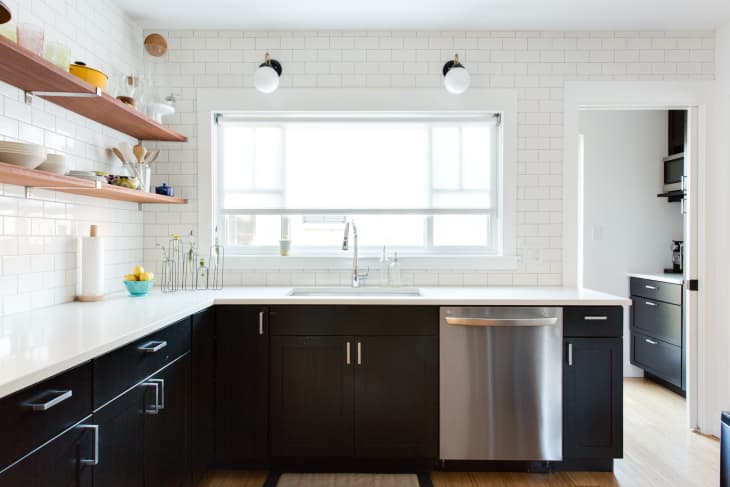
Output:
630,278,682,305
0,362,92,471
564,306,623,337
631,332,682,387
93,317,191,409
632,298,681,347
269,306,438,336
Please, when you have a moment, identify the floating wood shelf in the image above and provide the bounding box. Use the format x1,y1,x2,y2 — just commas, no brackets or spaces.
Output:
0,36,187,142
0,162,187,204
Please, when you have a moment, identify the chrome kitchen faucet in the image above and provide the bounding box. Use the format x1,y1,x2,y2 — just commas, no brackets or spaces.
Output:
342,220,368,288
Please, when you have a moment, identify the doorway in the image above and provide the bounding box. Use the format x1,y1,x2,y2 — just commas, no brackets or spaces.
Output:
563,80,709,431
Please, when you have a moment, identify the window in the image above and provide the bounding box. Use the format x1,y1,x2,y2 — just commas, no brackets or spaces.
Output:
214,112,502,256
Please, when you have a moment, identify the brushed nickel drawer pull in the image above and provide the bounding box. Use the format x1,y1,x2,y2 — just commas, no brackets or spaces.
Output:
259,311,264,335
645,338,658,345
645,301,656,307
142,382,160,414
79,424,100,466
27,390,73,411
584,316,608,321
568,343,573,366
138,340,167,353
149,379,165,410
357,341,362,365
645,285,657,290
346,341,351,366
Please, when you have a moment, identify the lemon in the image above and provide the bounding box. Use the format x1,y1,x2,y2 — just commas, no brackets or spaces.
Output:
139,272,154,281
124,274,138,281
133,265,145,276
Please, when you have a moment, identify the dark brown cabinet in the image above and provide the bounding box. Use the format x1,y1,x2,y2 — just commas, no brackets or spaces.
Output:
270,335,354,457
191,308,215,484
563,337,623,460
563,306,623,464
269,306,438,463
629,277,684,392
214,306,269,467
0,421,96,486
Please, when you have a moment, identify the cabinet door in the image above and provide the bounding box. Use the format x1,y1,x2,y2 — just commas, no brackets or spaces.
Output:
93,384,150,487
0,422,95,487
354,336,437,458
144,355,191,487
563,338,623,459
191,308,215,483
215,306,268,466
270,336,354,457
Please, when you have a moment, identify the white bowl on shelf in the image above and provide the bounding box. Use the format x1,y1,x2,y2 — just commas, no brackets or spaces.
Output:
0,141,47,168
37,154,69,175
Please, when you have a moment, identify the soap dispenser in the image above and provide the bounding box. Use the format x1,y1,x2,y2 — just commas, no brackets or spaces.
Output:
389,252,401,287
379,246,390,287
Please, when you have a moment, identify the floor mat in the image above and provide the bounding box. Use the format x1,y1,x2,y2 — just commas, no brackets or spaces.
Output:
275,473,421,487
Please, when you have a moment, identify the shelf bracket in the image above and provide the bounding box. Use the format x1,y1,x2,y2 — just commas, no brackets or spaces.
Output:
25,87,102,105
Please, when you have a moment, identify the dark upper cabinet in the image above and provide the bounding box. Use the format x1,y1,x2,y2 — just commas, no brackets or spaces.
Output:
268,306,438,460
191,308,215,484
270,335,354,457
668,109,687,155
0,421,95,487
214,306,269,467
354,335,437,458
144,354,191,487
563,337,623,460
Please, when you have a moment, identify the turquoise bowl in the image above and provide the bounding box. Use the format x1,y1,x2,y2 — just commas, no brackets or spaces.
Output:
123,279,154,297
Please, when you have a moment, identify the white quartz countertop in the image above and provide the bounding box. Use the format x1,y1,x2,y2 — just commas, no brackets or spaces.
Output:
627,272,685,285
0,286,629,399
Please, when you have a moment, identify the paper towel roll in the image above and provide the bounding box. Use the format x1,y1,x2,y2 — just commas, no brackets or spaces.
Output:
78,225,104,301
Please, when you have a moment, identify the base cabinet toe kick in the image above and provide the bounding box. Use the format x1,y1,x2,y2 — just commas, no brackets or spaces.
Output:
0,304,624,483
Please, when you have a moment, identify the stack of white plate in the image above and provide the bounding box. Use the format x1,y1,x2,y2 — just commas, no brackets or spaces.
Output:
0,141,48,169
37,154,70,175
66,171,108,183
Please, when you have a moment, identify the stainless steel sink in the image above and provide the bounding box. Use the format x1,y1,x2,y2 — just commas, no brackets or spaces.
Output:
288,287,421,297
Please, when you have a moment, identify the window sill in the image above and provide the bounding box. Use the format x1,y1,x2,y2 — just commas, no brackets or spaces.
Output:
224,254,519,271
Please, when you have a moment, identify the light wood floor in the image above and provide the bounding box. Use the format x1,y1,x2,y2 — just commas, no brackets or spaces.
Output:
199,378,720,487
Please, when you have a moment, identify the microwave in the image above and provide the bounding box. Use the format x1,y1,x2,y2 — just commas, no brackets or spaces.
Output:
663,153,684,193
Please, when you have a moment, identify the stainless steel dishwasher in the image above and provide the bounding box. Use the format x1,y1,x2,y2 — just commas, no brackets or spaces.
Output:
439,306,563,461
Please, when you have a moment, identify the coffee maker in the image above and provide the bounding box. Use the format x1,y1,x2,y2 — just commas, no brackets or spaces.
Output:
665,240,684,274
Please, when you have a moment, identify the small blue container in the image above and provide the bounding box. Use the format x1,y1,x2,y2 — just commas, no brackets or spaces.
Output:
123,279,154,297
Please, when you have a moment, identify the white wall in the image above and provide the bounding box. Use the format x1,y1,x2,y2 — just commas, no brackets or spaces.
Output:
0,0,144,315
140,29,715,287
581,110,683,377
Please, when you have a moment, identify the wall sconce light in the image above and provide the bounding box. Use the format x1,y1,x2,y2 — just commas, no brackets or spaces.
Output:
254,52,282,94
442,54,471,95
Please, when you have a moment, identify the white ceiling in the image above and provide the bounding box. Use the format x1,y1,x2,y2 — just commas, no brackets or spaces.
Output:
113,0,730,31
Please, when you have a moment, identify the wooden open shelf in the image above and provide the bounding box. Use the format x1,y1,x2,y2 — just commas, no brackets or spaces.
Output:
0,162,187,204
0,36,187,142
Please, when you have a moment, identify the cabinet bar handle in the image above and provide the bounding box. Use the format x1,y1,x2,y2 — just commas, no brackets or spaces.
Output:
346,341,351,366
645,301,656,307
79,424,100,466
357,341,362,365
149,378,165,410
645,338,658,345
645,285,657,290
584,316,608,321
27,390,73,411
568,343,573,366
142,382,160,414
259,311,264,335
138,340,167,353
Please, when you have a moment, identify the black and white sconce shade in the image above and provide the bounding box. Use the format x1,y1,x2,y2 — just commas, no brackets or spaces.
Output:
254,52,282,94
442,53,471,95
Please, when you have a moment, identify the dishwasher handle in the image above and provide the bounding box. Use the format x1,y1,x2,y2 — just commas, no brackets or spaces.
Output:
445,316,559,327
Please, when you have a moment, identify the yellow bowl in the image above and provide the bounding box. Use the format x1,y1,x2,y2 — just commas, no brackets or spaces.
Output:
69,62,108,90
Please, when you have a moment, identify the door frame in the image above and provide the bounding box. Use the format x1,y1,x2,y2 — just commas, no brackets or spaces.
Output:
563,80,712,431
